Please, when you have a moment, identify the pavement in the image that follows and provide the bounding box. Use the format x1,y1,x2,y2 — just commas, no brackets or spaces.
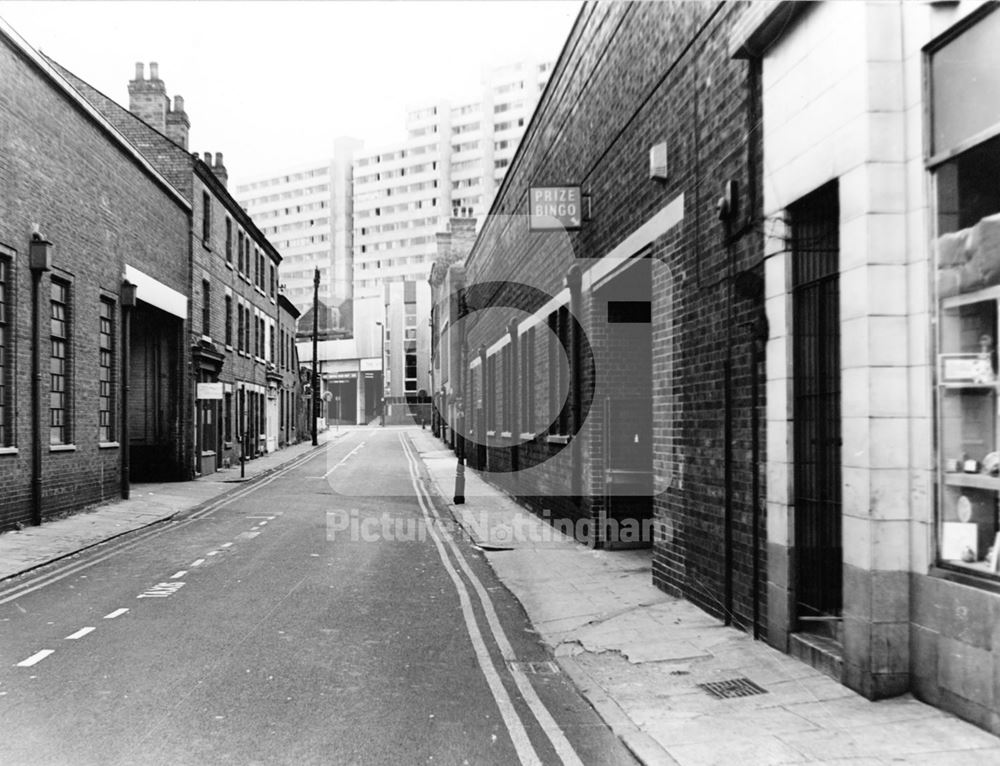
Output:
0,428,346,582
3,425,1000,765
409,428,1000,766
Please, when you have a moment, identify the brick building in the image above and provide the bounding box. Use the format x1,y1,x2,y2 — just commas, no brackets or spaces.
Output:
449,0,767,630
44,57,290,476
439,0,1000,736
0,22,191,527
739,0,1000,733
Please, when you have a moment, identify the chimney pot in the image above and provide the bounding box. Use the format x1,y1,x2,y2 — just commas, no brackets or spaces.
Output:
203,152,212,166
173,95,184,112
134,62,144,80
215,152,224,167
149,62,159,80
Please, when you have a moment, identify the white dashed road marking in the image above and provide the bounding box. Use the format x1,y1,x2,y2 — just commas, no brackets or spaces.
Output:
220,542,233,548
191,559,205,567
171,570,187,579
16,650,54,667
103,608,129,620
65,627,95,640
137,582,185,599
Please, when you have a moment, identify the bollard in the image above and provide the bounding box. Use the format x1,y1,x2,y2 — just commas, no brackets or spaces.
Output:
454,454,465,505
454,427,466,505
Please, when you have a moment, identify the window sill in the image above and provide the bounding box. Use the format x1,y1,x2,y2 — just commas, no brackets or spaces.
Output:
225,344,233,351
201,334,212,343
519,432,536,440
931,564,1000,595
50,444,77,453
98,441,120,450
546,434,570,445
486,430,497,438
225,261,234,270
500,431,513,439
200,450,216,457
0,446,18,456
202,240,213,251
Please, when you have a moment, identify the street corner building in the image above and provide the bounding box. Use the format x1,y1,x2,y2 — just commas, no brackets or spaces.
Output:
0,21,305,531
434,0,1000,735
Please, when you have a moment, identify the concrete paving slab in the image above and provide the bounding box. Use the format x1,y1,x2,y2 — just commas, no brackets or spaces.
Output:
666,734,811,766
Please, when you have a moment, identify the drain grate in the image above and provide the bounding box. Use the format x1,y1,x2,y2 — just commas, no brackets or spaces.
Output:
697,677,768,699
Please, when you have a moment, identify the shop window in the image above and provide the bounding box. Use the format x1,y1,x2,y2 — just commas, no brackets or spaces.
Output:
931,7,1000,577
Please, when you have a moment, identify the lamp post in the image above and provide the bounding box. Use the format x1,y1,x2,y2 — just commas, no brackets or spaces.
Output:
311,267,319,446
120,279,137,499
376,321,385,427
28,230,52,526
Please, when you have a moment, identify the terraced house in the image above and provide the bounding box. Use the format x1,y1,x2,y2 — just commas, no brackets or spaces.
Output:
0,21,303,531
43,57,301,477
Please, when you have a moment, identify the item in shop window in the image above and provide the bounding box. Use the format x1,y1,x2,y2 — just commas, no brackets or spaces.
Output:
957,494,973,523
963,213,1000,290
945,458,963,473
989,533,1000,572
936,228,971,269
962,545,977,563
973,334,997,383
983,452,1000,476
964,458,981,473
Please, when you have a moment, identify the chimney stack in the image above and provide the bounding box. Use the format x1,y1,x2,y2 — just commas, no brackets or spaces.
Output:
212,153,228,188
203,152,212,165
149,62,159,80
164,91,190,148
134,62,144,80
448,217,477,263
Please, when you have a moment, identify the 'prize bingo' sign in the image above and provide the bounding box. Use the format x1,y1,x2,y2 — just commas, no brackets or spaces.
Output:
529,186,582,231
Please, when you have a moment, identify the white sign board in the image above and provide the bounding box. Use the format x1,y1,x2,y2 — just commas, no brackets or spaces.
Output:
196,382,224,400
529,186,582,231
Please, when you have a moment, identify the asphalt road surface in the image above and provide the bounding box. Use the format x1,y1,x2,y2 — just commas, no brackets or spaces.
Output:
0,428,637,766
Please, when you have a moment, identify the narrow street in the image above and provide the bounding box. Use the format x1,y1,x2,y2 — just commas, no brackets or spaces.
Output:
0,430,635,766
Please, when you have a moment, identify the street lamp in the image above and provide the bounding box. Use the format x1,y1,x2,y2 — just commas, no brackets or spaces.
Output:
311,267,319,446
120,279,137,499
375,321,385,427
28,230,52,526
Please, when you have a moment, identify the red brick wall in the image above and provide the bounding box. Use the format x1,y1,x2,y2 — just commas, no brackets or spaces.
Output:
0,37,191,528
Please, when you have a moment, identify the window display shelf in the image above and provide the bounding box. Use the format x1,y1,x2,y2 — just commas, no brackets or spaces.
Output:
944,473,1000,490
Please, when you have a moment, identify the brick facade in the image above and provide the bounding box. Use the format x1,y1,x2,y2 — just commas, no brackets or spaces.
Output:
0,29,190,528
451,2,768,633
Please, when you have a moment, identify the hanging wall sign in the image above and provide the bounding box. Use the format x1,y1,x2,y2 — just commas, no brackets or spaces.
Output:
529,186,582,231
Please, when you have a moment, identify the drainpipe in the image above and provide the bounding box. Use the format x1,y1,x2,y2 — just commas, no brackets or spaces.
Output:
120,279,137,499
566,264,583,516
28,231,52,526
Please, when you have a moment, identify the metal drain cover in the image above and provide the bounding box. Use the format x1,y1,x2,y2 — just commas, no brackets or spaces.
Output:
697,677,768,699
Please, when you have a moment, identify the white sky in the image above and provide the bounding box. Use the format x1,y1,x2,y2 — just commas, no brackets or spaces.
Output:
1,1,580,181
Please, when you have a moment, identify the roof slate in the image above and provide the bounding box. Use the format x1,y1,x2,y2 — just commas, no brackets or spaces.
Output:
42,53,194,201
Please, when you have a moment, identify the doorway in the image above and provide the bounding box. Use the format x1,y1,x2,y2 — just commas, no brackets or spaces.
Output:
791,182,842,623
